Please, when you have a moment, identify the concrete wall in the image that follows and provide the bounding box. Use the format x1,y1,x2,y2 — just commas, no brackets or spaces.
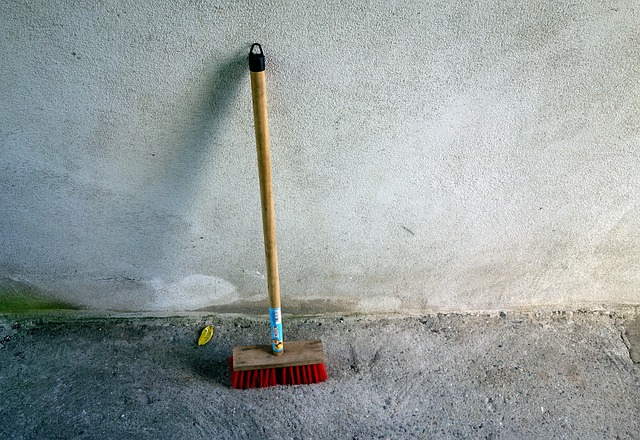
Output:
1,0,639,313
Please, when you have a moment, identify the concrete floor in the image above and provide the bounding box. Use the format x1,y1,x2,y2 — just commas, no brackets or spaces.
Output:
1,310,639,439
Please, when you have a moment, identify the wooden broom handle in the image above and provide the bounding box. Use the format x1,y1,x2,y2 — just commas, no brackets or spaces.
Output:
250,47,281,312
250,44,284,356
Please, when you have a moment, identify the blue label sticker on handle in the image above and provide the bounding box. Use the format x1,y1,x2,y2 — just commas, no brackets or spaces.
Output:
269,307,283,353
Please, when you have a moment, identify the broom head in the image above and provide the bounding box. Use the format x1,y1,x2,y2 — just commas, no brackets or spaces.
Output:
230,339,327,389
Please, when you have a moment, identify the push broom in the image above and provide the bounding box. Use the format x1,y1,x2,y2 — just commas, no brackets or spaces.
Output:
229,43,327,389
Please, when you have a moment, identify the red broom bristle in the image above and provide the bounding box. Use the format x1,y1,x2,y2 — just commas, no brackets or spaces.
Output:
229,357,327,389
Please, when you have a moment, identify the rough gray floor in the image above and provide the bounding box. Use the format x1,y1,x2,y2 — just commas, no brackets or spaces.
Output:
1,311,639,439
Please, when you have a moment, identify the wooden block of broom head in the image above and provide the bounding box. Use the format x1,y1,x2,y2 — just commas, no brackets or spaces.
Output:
232,339,325,371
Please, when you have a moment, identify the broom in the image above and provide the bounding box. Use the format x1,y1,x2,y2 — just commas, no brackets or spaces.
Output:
229,43,327,389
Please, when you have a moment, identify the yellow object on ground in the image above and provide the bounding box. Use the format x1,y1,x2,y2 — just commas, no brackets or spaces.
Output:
198,325,214,346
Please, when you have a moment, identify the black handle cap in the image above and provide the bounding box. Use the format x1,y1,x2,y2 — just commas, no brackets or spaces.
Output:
249,43,265,72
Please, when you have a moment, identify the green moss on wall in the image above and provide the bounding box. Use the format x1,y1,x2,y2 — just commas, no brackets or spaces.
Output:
0,278,78,313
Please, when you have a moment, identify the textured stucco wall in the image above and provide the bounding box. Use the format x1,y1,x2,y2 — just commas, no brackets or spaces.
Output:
1,0,639,313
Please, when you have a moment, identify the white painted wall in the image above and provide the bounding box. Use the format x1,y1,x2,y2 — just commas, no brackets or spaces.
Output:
1,0,639,313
